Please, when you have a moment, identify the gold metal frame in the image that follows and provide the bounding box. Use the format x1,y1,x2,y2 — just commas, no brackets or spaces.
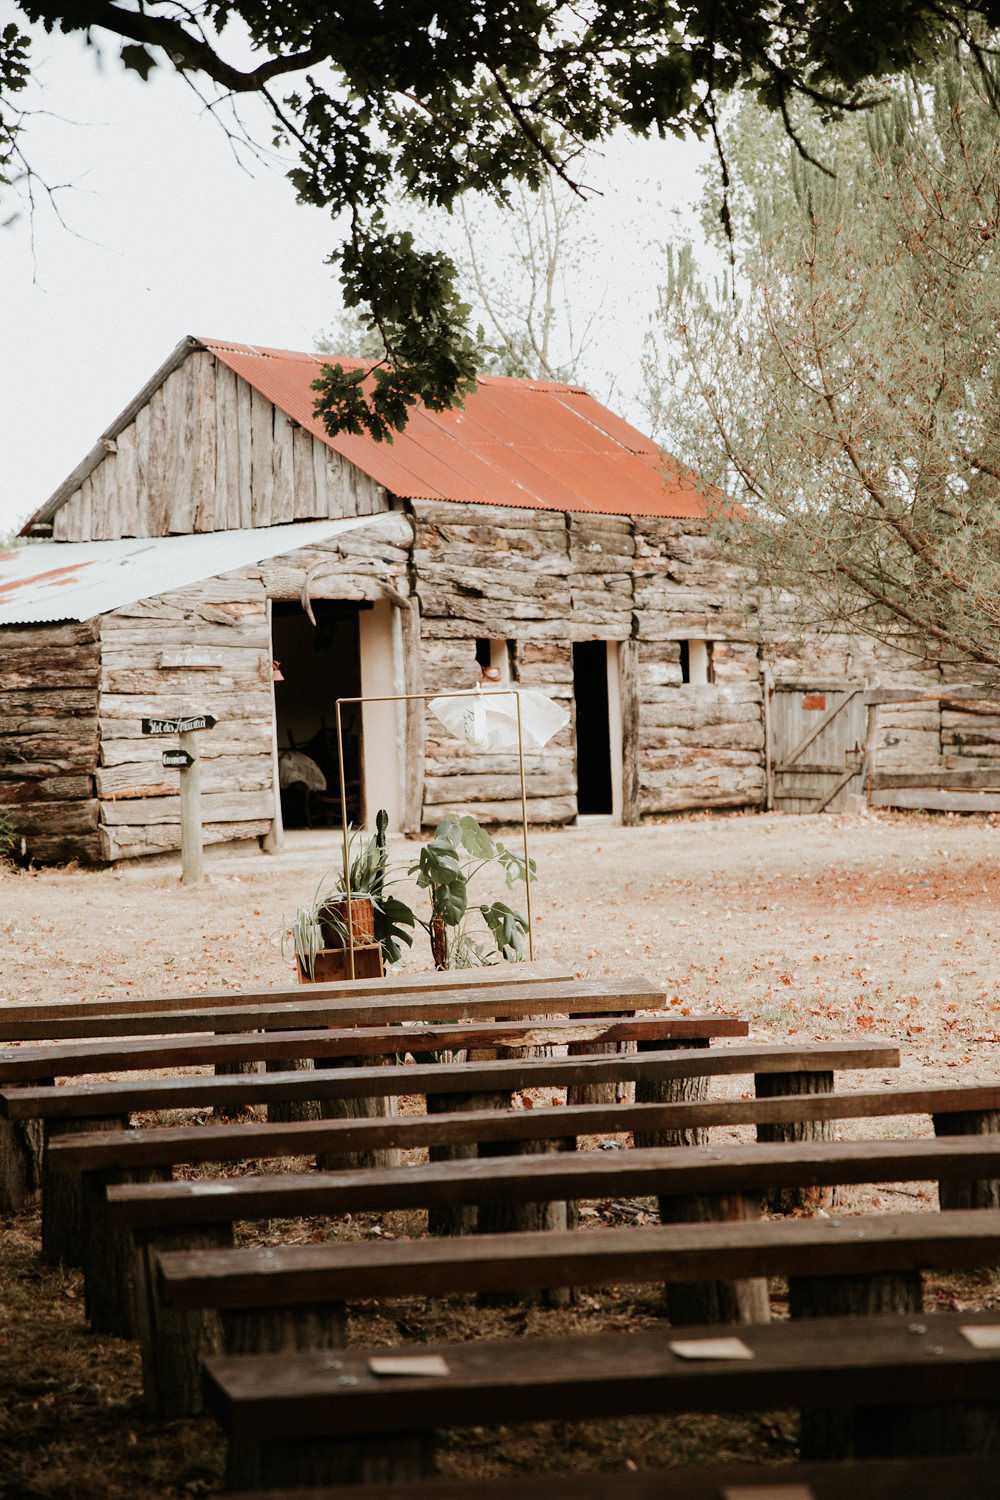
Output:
334,689,533,978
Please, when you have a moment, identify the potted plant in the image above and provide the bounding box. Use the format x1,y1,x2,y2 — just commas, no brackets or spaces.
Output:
410,813,534,970
284,811,417,980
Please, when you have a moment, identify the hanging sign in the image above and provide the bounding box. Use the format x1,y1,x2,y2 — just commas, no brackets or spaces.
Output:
141,714,218,735
162,749,195,769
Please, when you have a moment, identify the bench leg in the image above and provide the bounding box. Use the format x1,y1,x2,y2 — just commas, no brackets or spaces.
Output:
790,1269,928,1460
658,1190,770,1326
42,1114,126,1266
81,1164,172,1338
134,1223,233,1419
426,1089,510,1237
0,1078,51,1216
226,1430,435,1491
634,1038,711,1147
316,1055,401,1170
214,1058,263,1121
755,1069,835,1214
266,1057,323,1124
220,1300,346,1355
933,1110,1000,1209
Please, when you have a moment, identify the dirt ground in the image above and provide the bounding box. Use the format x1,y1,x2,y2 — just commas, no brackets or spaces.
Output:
2,807,1000,1496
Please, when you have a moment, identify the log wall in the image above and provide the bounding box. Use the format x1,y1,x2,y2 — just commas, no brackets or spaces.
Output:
51,351,388,541
412,503,768,824
0,621,102,864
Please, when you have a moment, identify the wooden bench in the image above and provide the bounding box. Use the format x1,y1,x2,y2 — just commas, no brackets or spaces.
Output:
0,959,572,1024
201,1311,1000,1488
220,1455,1000,1500
0,1012,747,1084
2,1041,898,1255
106,1133,1000,1417
0,975,664,1043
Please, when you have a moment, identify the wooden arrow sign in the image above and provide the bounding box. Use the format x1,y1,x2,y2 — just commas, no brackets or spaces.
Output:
141,714,218,735
162,749,195,770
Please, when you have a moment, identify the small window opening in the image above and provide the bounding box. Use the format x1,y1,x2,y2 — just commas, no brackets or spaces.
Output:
680,639,714,685
475,638,514,684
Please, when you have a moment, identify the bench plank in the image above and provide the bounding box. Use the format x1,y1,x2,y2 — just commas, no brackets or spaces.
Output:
0,976,664,1043
45,1083,1000,1175
0,960,571,1022
0,1014,747,1083
103,1134,1000,1230
1,1043,900,1122
202,1311,1000,1436
157,1208,1000,1309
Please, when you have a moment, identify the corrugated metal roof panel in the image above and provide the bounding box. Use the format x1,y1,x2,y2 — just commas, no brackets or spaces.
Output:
203,340,708,518
0,517,383,626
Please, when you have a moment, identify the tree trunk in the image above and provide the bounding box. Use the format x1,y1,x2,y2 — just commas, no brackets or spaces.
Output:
227,1432,434,1493
135,1223,233,1418
791,1270,926,1461
266,1056,323,1125
426,1089,509,1237
0,1079,49,1215
634,1038,710,1148
315,1055,401,1170
658,1191,770,1327
42,1114,126,1267
214,1058,262,1121
82,1163,172,1338
220,1301,346,1355
933,1110,1000,1209
755,1069,835,1213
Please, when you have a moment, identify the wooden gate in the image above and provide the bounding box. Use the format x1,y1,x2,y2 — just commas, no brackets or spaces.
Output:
768,678,866,813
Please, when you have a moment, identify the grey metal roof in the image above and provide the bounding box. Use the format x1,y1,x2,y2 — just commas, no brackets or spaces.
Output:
0,517,384,626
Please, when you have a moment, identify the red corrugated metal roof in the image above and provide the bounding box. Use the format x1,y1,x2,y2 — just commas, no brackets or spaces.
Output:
200,339,709,519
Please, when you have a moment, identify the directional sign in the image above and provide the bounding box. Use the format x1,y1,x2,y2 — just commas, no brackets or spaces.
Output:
162,749,195,770
141,714,218,736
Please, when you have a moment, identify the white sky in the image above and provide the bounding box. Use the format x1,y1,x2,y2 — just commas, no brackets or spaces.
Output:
1,16,710,538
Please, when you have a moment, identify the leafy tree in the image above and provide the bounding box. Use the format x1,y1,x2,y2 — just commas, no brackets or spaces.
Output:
649,49,1000,670
7,2,1000,439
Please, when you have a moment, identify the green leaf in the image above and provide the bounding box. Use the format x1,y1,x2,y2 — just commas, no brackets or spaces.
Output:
458,815,495,859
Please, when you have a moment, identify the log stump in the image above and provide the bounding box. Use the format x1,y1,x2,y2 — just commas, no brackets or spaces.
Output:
0,1079,49,1215
791,1270,927,1461
265,1057,323,1125
220,1300,347,1356
82,1162,172,1338
214,1058,262,1121
315,1055,401,1171
933,1110,1000,1210
566,1011,627,1107
658,1190,770,1327
426,1089,509,1237
755,1069,835,1214
42,1114,126,1267
634,1038,711,1148
135,1222,234,1418
227,1430,434,1493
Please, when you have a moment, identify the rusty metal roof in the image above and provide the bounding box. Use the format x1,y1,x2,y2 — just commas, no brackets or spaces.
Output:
202,339,709,519
0,517,383,626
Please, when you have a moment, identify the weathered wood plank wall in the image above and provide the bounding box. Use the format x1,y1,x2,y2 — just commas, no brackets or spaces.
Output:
0,621,102,864
51,353,387,541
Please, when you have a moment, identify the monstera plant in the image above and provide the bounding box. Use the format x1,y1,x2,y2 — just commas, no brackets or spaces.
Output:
410,813,534,970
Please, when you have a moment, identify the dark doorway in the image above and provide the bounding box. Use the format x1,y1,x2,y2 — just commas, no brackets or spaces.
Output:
271,601,365,828
572,640,613,815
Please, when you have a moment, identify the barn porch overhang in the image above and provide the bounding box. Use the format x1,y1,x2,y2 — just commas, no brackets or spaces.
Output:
0,517,389,626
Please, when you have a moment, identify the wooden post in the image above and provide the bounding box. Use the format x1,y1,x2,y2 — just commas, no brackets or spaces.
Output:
864,697,879,808
755,1069,836,1213
933,1110,1000,1209
763,663,775,811
179,730,203,885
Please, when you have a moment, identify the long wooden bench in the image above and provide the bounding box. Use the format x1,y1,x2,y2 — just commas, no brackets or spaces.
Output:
0,1012,747,1083
107,1133,1000,1417
221,1455,1000,1500
0,975,664,1043
201,1311,1000,1488
0,959,572,1024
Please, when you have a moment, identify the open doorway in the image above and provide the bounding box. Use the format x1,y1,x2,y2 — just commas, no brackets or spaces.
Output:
271,600,366,828
573,640,614,815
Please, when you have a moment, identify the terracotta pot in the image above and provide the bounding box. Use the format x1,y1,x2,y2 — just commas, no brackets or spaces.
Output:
317,896,375,949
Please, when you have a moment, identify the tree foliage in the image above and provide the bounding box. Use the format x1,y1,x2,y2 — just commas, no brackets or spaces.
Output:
650,48,1000,669
7,2,1000,439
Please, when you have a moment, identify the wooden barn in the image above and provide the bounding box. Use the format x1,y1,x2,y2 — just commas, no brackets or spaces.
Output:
1,335,770,866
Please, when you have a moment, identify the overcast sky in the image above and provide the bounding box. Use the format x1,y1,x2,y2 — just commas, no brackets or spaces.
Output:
1,17,710,538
